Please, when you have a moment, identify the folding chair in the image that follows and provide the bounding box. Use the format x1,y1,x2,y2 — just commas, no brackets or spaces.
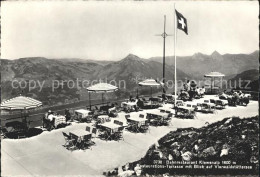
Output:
165,113,173,126
62,132,75,150
140,121,150,133
92,128,97,139
139,114,145,118
115,126,124,141
125,115,130,120
114,120,119,125
86,126,91,132
17,131,26,139
83,134,93,150
85,116,92,123
1,128,8,139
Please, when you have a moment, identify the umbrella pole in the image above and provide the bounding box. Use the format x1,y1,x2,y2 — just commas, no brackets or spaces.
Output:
136,88,139,97
211,78,213,94
151,87,152,97
102,93,104,105
89,92,91,110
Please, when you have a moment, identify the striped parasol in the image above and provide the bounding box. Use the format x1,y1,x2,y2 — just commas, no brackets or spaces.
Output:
138,79,164,87
204,71,225,94
87,83,118,108
204,72,225,78
87,83,118,93
138,79,164,97
1,95,42,110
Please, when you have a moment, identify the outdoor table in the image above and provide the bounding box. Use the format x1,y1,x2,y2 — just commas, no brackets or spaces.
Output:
108,107,116,113
127,117,147,126
121,101,137,109
52,115,66,128
146,111,169,126
177,106,194,113
99,122,123,140
69,129,92,149
98,115,109,119
200,102,216,113
127,117,147,132
215,99,228,105
70,129,92,139
99,122,122,133
75,109,91,122
158,107,173,113
146,111,169,119
175,106,196,119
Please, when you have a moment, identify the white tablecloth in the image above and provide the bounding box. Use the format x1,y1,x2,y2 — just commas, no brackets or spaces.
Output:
70,129,91,137
127,117,147,126
75,109,91,118
121,102,137,109
100,122,122,133
53,115,66,128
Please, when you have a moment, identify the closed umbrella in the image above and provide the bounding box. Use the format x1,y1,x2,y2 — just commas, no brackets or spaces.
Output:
87,83,118,109
204,72,225,94
138,79,164,97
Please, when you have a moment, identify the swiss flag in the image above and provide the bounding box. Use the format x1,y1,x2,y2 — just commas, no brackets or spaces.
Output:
175,10,188,35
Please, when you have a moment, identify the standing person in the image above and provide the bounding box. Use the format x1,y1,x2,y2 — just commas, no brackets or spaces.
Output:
65,109,71,122
186,80,191,91
201,86,206,97
196,87,200,98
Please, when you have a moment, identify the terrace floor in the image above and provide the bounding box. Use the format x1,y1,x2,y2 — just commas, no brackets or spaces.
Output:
1,95,258,176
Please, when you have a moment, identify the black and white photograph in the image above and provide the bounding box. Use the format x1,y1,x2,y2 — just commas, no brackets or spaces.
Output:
0,1,259,176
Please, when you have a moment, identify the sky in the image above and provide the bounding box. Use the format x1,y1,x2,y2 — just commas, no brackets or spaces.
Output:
1,1,259,60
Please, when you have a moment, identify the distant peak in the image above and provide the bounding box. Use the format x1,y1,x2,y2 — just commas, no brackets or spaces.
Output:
126,53,138,58
192,52,207,59
250,50,259,56
123,54,141,61
193,52,205,56
211,50,221,56
210,50,223,60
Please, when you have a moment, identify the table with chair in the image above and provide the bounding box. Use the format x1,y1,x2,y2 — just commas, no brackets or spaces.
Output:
98,120,124,141
200,100,216,113
74,109,92,123
175,105,196,119
62,126,96,150
146,110,170,126
214,99,228,109
126,114,149,133
121,101,137,112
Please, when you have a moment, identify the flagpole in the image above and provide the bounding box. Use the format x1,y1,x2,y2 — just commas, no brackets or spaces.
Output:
174,3,177,106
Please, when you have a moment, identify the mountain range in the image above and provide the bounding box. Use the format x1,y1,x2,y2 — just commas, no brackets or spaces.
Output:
150,50,259,79
1,50,258,105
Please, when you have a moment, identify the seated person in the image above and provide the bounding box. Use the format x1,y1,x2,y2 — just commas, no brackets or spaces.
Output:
65,109,71,122
183,83,188,91
162,93,167,101
196,87,200,95
137,98,144,108
129,95,135,102
200,86,205,96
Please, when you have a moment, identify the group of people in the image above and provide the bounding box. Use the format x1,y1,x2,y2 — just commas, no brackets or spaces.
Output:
219,90,250,106
178,80,206,101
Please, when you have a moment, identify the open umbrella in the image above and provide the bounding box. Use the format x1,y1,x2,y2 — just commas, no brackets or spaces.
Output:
1,95,43,128
87,83,118,109
138,79,164,97
204,72,225,94
1,95,42,110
